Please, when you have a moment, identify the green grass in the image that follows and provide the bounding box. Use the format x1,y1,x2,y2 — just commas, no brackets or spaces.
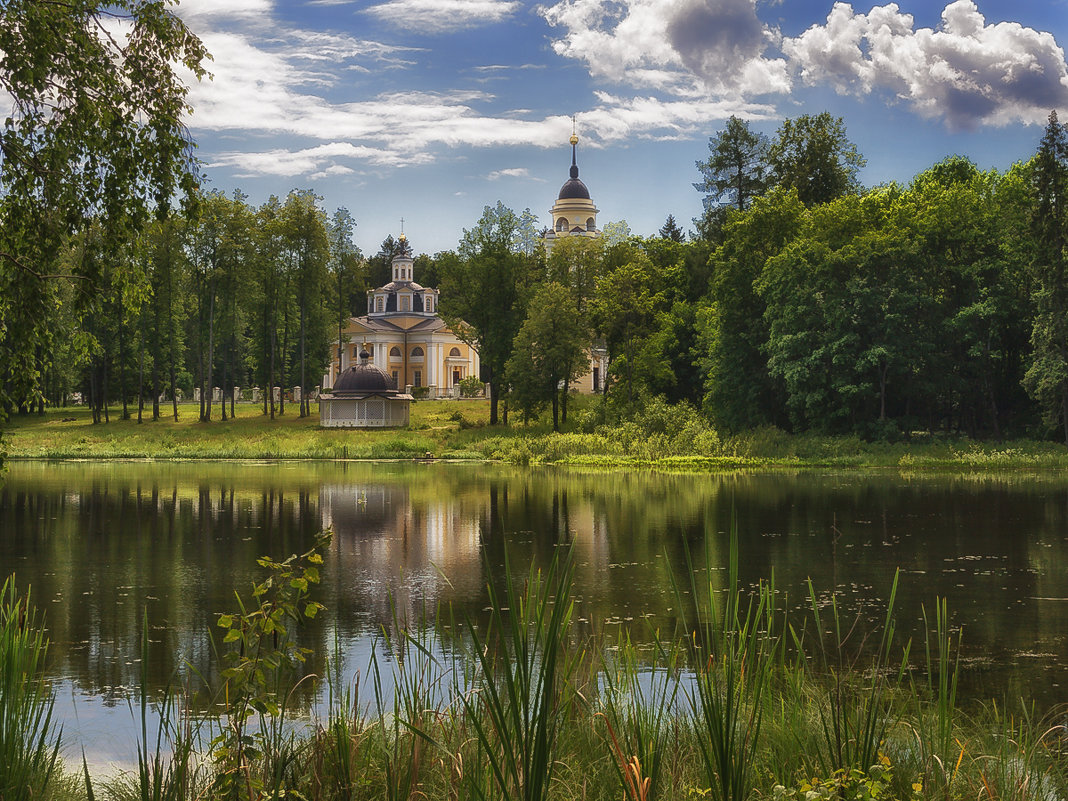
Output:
4,402,1068,470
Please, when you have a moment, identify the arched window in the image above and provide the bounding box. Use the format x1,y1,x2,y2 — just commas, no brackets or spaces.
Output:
401,295,410,311
389,346,401,358
586,217,596,231
556,218,567,232
410,346,424,358
375,296,384,313
425,297,433,313
449,347,461,357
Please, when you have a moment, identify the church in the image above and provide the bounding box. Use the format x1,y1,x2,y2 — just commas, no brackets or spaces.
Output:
322,128,605,397
322,233,480,396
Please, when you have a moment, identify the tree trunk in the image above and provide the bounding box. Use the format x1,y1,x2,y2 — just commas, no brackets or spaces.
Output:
137,322,145,424
204,283,216,422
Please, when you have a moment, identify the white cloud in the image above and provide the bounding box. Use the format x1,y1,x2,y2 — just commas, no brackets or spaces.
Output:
488,167,544,180
782,1,1068,128
207,142,430,177
174,0,275,20
364,0,521,33
537,0,789,97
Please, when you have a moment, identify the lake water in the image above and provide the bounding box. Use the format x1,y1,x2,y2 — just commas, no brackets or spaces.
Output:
2,460,1067,771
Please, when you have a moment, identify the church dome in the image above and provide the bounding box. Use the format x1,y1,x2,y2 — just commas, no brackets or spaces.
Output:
332,352,397,393
558,176,590,200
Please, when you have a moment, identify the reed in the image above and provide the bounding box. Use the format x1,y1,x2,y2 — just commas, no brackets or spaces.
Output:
673,528,780,801
0,576,61,800
795,569,905,778
460,548,578,801
598,632,682,801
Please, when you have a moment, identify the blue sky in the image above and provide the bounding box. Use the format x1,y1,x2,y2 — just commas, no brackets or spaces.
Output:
173,0,1068,255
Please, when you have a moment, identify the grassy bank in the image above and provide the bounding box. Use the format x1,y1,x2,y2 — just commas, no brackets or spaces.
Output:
10,537,1068,801
4,401,1068,469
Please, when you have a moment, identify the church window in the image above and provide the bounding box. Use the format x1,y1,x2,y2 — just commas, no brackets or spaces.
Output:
414,370,422,387
556,218,567,232
375,296,384,313
425,297,433,313
410,346,424,358
449,346,461,357
587,217,596,231
390,346,401,358
401,295,410,311
392,370,399,384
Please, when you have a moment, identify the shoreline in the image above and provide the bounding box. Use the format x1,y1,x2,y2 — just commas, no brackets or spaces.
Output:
4,401,1068,470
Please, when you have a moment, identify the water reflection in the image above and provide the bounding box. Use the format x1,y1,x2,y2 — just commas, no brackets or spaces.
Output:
2,461,1068,725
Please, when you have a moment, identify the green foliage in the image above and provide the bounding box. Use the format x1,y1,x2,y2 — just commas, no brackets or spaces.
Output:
442,202,538,424
675,530,779,801
506,282,590,430
459,375,485,398
0,0,208,417
794,570,905,779
771,762,898,801
461,549,579,801
1023,111,1068,442
694,115,770,229
766,113,865,206
0,577,60,799
209,531,331,800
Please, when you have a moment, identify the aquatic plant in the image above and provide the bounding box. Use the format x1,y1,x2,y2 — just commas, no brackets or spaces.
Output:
0,577,61,800
461,548,578,801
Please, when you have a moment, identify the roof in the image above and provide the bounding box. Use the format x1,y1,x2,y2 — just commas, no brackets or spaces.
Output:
558,177,591,200
332,361,398,393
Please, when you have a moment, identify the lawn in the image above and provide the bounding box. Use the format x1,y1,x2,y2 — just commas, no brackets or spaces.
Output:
1,400,494,460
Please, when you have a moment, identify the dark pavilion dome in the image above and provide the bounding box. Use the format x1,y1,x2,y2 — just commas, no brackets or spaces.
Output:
332,351,398,393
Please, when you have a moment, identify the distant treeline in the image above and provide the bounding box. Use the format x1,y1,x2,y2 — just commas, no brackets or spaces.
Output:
7,110,1068,443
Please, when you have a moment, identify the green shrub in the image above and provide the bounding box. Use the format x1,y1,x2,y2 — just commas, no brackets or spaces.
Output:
458,376,484,398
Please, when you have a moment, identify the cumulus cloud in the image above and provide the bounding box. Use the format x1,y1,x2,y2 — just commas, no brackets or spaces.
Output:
537,0,788,96
782,1,1068,128
364,0,521,33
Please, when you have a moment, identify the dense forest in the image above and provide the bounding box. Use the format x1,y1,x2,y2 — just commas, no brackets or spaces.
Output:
4,2,1068,442
3,85,1068,440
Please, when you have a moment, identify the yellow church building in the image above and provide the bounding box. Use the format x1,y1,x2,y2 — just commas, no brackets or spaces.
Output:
322,128,607,399
322,234,480,397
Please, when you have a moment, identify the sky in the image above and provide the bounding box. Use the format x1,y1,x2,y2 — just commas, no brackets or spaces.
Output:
172,0,1068,256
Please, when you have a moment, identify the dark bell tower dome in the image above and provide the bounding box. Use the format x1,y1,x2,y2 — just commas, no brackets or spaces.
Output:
558,133,590,199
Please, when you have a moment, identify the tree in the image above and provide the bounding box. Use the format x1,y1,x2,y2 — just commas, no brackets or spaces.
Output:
506,282,590,430
327,207,364,377
1023,111,1068,442
590,252,661,409
696,188,804,431
281,190,330,418
694,115,770,216
766,112,865,206
658,215,686,242
441,202,537,425
0,1,208,419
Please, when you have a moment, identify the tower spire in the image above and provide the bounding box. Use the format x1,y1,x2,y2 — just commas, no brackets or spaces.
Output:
569,114,579,179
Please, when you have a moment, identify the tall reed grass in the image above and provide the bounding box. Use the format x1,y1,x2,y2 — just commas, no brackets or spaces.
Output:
8,539,1068,801
0,577,61,800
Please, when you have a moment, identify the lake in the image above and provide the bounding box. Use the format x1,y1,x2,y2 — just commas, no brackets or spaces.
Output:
1,460,1066,770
